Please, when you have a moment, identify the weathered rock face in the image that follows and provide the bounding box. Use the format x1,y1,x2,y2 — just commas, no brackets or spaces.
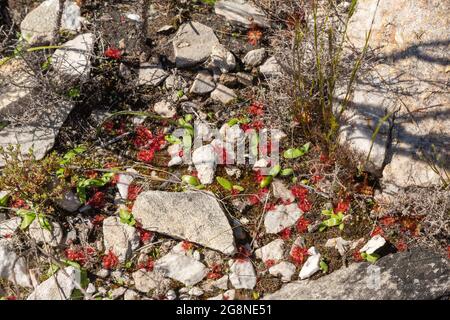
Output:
215,0,269,28
337,0,449,188
264,249,449,300
20,0,82,45
27,266,81,300
52,33,94,79
154,253,208,286
173,21,220,68
0,239,32,288
103,216,140,262
132,191,236,255
0,58,76,167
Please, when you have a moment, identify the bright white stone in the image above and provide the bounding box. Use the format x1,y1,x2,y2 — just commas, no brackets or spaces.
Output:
154,253,208,286
269,261,296,282
229,259,256,289
264,203,302,234
255,239,285,262
359,235,386,255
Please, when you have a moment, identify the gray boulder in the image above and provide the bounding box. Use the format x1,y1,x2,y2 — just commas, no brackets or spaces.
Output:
264,249,449,300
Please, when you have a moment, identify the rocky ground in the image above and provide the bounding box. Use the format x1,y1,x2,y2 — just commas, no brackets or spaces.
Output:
0,0,448,300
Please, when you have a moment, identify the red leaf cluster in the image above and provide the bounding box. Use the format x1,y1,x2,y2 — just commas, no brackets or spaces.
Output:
102,250,119,270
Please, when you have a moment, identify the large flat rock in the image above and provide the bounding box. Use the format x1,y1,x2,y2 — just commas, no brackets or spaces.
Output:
132,191,236,255
20,0,81,44
264,249,449,300
336,0,449,188
215,0,269,28
173,21,220,68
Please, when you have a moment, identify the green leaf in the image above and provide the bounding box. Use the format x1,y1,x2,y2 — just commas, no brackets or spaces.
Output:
119,209,136,226
76,172,114,203
260,175,273,188
250,133,259,157
320,260,329,273
227,118,240,127
17,210,36,230
63,259,81,270
283,148,304,159
301,142,311,153
0,193,10,207
177,90,184,98
165,134,181,144
68,87,80,99
184,114,193,123
38,215,52,232
59,145,87,165
232,185,244,192
280,168,294,176
216,177,233,191
364,252,380,263
269,164,281,177
182,175,200,186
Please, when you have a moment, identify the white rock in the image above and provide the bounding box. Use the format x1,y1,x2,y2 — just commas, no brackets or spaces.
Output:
103,216,140,262
124,289,140,300
269,262,296,282
210,44,236,73
154,253,208,286
255,239,285,262
243,48,267,67
264,203,302,234
138,62,168,86
212,275,229,290
225,167,241,178
190,71,216,94
20,0,81,44
132,191,236,255
299,247,321,280
211,84,237,104
154,100,176,118
173,22,220,68
52,33,94,79
195,120,214,142
359,235,386,255
166,289,177,300
27,267,80,300
110,287,127,299
132,269,169,293
28,219,63,247
125,13,141,21
272,179,295,202
188,287,204,297
229,259,257,289
117,169,137,200
0,239,32,287
0,217,21,238
215,0,269,28
192,145,218,184
168,156,183,167
259,56,283,78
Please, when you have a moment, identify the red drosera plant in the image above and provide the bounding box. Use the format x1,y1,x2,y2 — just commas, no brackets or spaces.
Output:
298,198,312,212
247,24,263,46
395,240,408,252
250,120,264,130
11,198,29,209
291,185,308,199
290,246,309,265
335,198,351,213
207,264,223,280
353,250,363,262
127,184,143,201
137,228,153,244
264,259,276,268
311,174,323,184
380,216,397,227
65,246,95,266
86,191,105,209
279,227,292,240
104,47,122,60
181,241,193,251
370,226,385,237
133,126,153,148
248,102,264,116
296,217,310,233
137,149,155,163
235,245,252,262
92,214,105,226
102,250,119,270
248,188,269,205
137,258,154,272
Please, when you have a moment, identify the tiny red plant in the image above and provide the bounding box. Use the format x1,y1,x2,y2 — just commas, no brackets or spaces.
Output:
133,126,153,148
127,184,143,201
247,25,263,46
264,259,276,268
92,214,105,226
380,216,397,227
290,246,308,265
181,241,193,251
104,47,122,60
279,227,292,240
86,191,105,209
207,264,223,280
137,149,155,163
248,102,264,116
370,226,384,237
102,250,119,270
335,198,351,213
353,250,363,262
296,217,310,233
138,258,154,272
11,199,29,209
395,240,408,252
